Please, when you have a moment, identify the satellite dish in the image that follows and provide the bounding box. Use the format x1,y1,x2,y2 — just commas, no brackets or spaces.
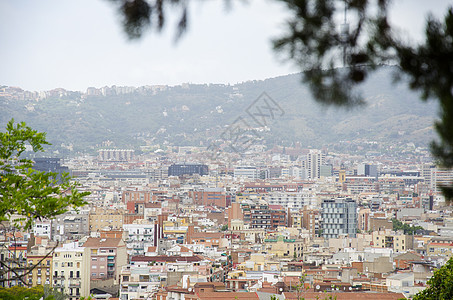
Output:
349,287,352,291
316,285,320,290
188,288,192,292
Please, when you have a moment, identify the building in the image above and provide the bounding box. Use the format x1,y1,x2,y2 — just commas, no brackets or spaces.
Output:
51,212,89,242
123,223,159,255
234,166,258,180
53,242,91,299
26,238,56,287
189,188,229,208
89,208,124,232
357,164,378,177
98,149,134,161
372,231,414,252
33,220,52,239
302,207,320,238
265,236,304,259
82,237,127,284
250,202,272,230
427,237,453,258
33,157,70,182
321,198,358,239
305,150,325,179
269,205,287,229
431,168,453,194
168,163,208,177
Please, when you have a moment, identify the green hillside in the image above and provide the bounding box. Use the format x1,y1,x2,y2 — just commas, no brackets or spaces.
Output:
0,66,438,154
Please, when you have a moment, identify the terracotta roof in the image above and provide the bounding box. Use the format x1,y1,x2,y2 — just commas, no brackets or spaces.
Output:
131,255,203,263
190,232,224,239
194,292,259,299
82,237,124,248
283,292,405,300
179,246,192,252
145,203,162,208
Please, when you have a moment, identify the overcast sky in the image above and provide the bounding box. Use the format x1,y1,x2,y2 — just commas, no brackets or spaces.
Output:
0,0,451,92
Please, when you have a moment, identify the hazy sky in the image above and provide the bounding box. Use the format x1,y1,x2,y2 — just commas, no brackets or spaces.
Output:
0,0,451,91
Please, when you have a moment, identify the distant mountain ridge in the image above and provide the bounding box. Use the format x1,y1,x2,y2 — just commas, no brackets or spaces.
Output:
0,66,438,154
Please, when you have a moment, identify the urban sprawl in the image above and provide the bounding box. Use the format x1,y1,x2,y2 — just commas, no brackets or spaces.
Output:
3,144,453,300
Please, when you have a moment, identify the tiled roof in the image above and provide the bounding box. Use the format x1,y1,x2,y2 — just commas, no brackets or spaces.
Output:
131,255,203,262
82,237,124,248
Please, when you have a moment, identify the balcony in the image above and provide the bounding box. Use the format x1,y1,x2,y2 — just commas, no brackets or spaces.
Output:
69,280,81,287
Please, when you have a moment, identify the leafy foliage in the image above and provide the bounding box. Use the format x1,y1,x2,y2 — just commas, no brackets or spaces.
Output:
0,285,44,300
413,257,453,300
0,119,89,230
0,285,68,300
391,219,423,235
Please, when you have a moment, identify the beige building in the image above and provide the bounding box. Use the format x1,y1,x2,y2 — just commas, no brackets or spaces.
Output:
427,237,453,258
235,253,279,271
26,238,56,287
265,236,304,259
53,242,91,299
89,208,124,232
372,230,414,252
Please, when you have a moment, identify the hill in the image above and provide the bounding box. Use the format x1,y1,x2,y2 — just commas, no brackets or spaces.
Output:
0,66,438,155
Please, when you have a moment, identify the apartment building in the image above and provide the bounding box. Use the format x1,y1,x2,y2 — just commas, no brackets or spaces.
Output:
53,242,90,299
321,198,358,239
26,237,56,287
82,237,127,284
372,231,414,252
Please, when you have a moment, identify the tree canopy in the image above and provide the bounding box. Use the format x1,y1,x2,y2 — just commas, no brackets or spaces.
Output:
413,257,453,300
391,219,424,235
0,119,89,230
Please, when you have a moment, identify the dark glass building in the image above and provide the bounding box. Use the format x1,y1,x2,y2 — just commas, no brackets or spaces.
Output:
33,157,70,182
168,163,208,177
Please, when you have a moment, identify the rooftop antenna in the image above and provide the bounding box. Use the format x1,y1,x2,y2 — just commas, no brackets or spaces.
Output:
340,1,350,67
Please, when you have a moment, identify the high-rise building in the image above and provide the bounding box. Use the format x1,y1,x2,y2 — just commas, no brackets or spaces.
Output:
306,150,325,179
321,198,357,239
357,163,378,177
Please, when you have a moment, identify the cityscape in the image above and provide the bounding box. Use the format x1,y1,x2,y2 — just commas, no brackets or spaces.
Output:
2,121,453,299
1,1,453,300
